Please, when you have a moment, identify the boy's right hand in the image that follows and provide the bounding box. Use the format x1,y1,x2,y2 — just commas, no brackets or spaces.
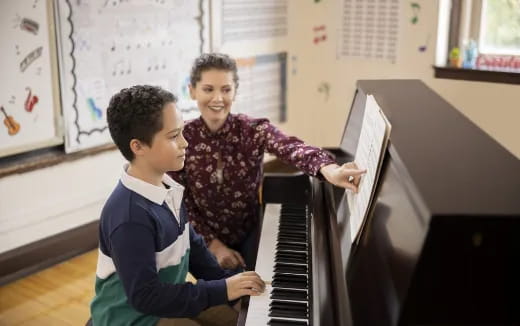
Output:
209,238,246,270
226,271,266,301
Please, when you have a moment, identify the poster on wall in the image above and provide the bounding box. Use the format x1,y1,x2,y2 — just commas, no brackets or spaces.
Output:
233,53,287,123
211,0,288,51
0,0,62,158
55,0,202,152
339,0,400,62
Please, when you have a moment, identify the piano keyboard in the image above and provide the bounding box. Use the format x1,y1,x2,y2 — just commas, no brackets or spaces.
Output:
245,204,311,326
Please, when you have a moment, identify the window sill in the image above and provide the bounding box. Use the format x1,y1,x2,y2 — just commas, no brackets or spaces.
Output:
433,66,520,85
0,143,116,179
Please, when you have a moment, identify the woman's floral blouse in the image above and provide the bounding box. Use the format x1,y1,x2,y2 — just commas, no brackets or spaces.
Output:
169,114,335,246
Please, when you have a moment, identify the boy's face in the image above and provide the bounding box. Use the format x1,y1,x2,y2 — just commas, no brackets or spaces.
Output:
189,69,236,129
142,102,187,173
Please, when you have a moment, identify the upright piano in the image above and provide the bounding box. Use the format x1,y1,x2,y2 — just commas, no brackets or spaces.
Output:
240,80,520,326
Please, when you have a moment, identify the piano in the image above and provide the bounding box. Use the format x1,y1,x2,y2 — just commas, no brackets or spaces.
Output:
240,80,520,326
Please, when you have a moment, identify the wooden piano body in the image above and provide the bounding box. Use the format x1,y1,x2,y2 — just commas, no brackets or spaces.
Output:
241,80,520,326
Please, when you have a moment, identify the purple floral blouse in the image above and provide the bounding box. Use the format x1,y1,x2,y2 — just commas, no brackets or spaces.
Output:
169,114,335,246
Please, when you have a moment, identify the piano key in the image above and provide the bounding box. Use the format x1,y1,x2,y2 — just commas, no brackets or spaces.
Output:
270,288,308,301
268,319,308,326
254,204,282,282
274,263,308,274
244,285,273,326
276,243,307,252
244,203,311,326
269,308,308,320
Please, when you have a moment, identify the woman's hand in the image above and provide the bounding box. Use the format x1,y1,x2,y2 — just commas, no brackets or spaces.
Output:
209,238,246,270
320,162,366,192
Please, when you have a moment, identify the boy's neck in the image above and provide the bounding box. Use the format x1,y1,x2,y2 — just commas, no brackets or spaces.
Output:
127,161,164,188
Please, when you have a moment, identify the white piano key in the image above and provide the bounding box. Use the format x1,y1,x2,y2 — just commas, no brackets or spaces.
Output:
254,204,281,283
244,285,273,326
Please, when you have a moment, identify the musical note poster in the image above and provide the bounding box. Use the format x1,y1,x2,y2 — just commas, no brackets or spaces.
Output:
0,0,62,158
211,0,288,50
339,0,400,62
232,53,287,123
55,0,202,152
347,95,391,243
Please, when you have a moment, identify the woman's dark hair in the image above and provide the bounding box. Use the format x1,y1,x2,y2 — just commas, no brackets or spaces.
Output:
107,85,177,161
190,53,239,89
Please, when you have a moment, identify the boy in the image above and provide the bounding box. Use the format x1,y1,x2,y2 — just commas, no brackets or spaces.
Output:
90,85,265,326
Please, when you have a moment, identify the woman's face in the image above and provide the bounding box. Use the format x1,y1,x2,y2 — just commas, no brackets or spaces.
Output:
190,69,236,132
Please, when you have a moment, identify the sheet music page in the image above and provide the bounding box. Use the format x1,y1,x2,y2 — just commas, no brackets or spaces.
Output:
347,95,391,243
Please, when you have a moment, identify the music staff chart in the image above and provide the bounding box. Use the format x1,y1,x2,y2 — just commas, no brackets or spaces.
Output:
56,0,202,152
233,53,287,123
212,0,288,49
339,0,399,62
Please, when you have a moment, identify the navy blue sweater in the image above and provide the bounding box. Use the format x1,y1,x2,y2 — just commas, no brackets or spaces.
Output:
90,175,234,326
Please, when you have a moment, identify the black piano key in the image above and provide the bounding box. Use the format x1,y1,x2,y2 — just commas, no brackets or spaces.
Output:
277,243,307,251
270,299,307,309
281,206,306,213
274,274,307,282
269,308,308,319
272,279,308,289
278,234,307,242
271,288,308,301
281,209,306,215
270,306,308,317
280,215,305,220
276,251,307,258
273,275,308,288
276,253,307,264
280,216,306,222
272,280,308,289
279,224,306,230
274,263,308,274
275,256,307,265
268,319,308,326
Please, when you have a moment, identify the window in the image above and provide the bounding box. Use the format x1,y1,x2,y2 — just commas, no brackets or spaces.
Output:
434,0,520,84
479,0,520,55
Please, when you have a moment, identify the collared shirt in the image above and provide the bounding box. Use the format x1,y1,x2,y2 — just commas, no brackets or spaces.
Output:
169,114,335,246
121,163,184,223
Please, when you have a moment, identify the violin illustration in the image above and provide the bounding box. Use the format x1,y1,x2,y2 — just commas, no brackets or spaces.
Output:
1,106,21,136
25,87,39,112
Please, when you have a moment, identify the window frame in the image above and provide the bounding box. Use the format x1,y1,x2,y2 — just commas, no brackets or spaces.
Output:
434,0,520,84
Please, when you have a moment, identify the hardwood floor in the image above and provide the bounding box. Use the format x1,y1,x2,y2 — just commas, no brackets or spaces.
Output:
0,250,97,325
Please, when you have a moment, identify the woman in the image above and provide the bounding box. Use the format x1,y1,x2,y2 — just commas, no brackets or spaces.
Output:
169,53,365,270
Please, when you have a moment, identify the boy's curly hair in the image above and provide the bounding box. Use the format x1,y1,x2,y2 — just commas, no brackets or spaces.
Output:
107,85,177,161
190,53,239,89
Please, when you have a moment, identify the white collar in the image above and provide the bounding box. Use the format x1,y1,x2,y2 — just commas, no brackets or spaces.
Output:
120,163,184,205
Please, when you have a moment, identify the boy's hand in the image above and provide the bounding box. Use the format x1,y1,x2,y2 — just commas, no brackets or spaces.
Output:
226,271,265,301
209,238,246,270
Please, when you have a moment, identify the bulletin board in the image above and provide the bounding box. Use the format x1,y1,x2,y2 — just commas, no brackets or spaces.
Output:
0,0,62,158
55,0,203,152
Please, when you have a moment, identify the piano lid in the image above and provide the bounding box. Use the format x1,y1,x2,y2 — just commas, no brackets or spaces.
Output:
349,80,520,217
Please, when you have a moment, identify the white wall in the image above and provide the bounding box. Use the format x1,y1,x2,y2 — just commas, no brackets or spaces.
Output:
1,0,518,255
0,150,123,254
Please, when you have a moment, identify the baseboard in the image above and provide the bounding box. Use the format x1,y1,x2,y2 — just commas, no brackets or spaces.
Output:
0,220,99,286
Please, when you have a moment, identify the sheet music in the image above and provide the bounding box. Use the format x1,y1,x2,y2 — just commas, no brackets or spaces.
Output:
347,95,391,243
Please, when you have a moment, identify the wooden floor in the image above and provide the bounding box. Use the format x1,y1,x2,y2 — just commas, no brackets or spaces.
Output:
0,250,97,326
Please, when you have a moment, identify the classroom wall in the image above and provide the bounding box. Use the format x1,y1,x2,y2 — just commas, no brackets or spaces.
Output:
1,0,518,255
280,0,520,159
